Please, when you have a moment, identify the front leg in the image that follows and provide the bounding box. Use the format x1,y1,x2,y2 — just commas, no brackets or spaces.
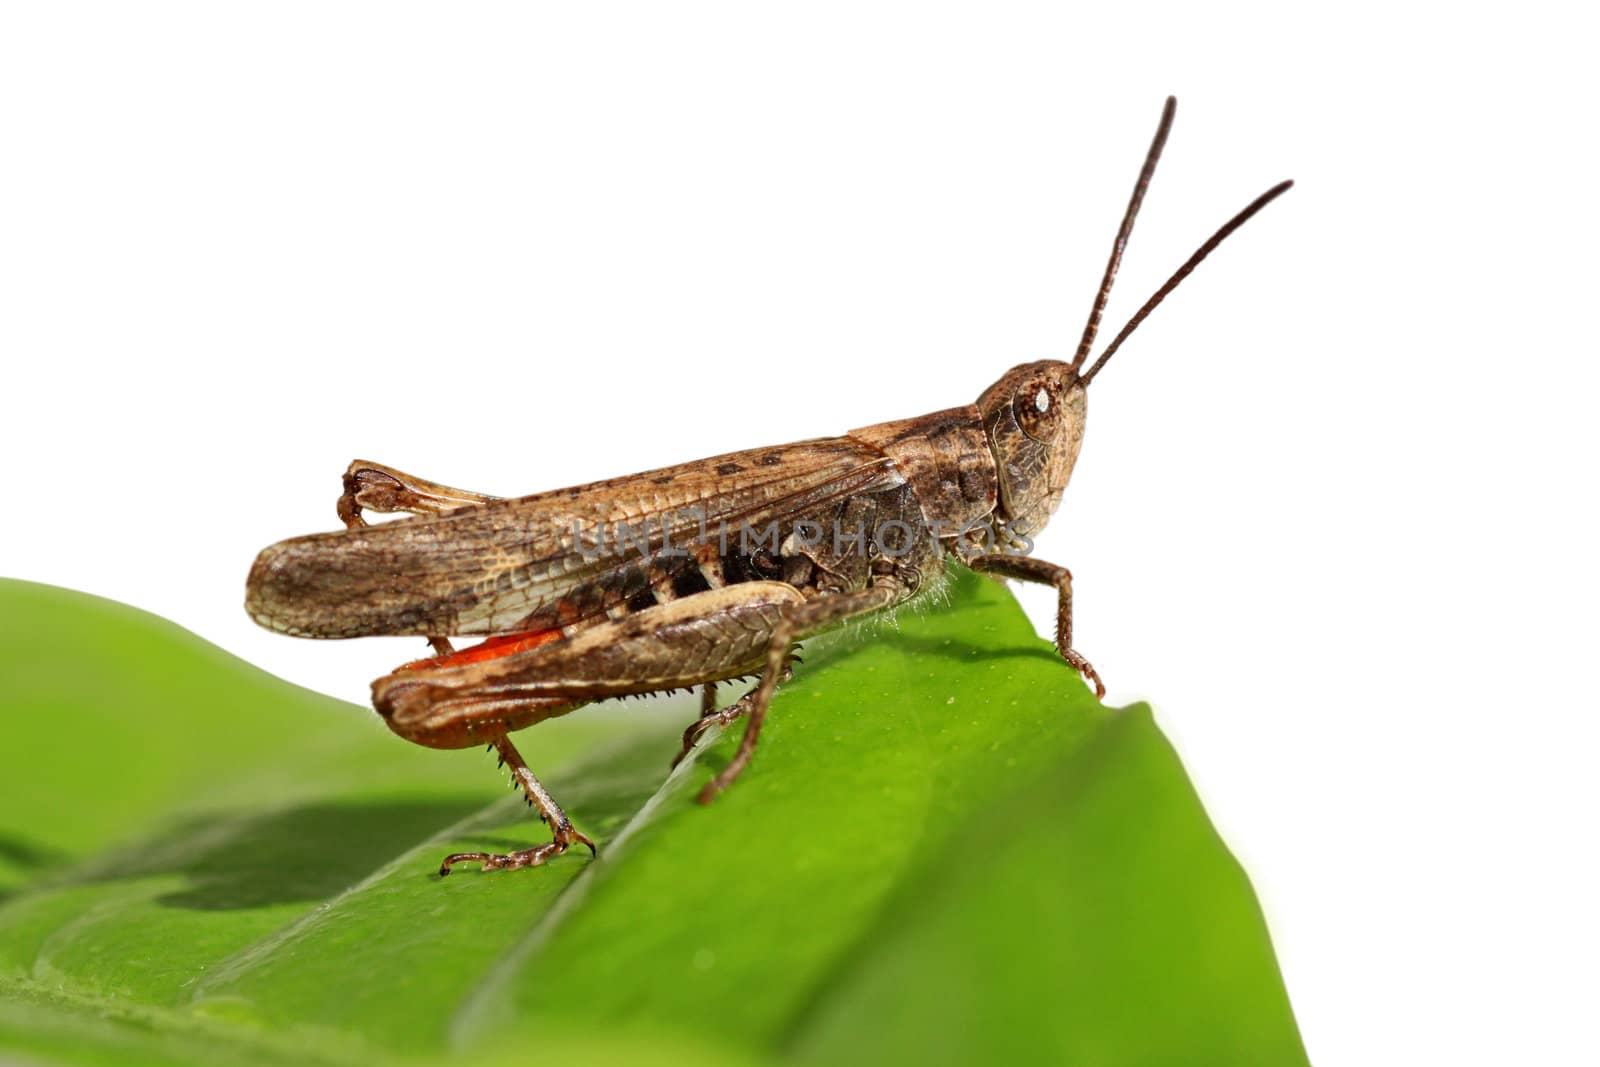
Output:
967,554,1106,699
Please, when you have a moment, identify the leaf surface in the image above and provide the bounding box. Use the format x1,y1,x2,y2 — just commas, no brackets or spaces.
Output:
0,571,1305,1065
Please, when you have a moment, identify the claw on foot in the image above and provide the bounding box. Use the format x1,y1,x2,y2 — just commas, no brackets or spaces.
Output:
672,672,786,771
695,746,756,804
671,710,738,770
437,825,596,876
696,777,727,806
1065,649,1106,700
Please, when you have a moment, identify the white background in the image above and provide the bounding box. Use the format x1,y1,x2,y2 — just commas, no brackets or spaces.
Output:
2,4,1595,1063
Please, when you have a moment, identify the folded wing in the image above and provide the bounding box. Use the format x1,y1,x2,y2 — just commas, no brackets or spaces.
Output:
246,436,900,638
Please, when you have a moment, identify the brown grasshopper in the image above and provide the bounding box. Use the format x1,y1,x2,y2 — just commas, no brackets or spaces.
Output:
245,97,1290,876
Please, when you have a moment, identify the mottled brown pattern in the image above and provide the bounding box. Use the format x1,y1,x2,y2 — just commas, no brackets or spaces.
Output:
373,581,806,749
246,437,901,639
847,406,998,532
243,96,1290,873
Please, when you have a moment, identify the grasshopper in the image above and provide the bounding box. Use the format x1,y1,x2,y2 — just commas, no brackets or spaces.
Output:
246,97,1290,876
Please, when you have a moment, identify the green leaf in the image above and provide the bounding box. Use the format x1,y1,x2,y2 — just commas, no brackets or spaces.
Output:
0,570,1306,1066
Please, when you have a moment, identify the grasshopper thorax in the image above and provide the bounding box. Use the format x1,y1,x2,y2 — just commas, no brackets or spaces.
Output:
977,360,1086,540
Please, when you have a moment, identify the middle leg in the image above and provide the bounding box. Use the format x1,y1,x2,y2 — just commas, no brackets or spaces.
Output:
696,584,896,804
671,669,793,770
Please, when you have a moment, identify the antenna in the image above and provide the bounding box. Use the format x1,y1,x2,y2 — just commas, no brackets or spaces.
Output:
1079,179,1293,386
1069,96,1176,372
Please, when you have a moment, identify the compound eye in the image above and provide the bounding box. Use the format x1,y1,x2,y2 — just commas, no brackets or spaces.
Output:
1015,381,1060,442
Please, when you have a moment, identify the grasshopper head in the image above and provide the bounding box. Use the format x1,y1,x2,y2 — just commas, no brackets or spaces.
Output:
978,360,1087,540
969,100,1293,546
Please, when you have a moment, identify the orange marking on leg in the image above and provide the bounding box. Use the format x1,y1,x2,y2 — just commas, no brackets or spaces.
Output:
397,629,564,672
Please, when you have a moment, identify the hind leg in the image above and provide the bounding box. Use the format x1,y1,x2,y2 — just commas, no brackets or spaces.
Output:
338,460,502,654
337,459,501,528
438,734,595,876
